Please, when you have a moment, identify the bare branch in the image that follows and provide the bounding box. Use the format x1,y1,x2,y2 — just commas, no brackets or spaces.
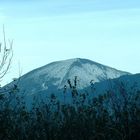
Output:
0,26,13,82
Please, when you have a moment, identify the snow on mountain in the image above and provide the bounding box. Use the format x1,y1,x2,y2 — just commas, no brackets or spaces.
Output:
14,58,130,96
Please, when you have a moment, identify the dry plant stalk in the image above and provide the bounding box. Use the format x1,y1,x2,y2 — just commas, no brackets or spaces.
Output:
0,26,13,82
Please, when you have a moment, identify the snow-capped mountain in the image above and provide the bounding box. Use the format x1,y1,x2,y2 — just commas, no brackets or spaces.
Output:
13,58,130,95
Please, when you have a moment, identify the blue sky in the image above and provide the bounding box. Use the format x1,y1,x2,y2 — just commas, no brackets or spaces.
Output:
0,0,140,85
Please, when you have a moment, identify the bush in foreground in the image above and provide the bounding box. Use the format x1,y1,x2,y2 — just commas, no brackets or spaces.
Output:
0,80,140,140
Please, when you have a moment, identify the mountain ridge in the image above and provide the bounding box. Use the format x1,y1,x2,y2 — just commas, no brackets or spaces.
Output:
12,58,130,96
21,58,130,77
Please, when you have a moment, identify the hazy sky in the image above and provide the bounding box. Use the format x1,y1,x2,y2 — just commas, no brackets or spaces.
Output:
0,0,140,85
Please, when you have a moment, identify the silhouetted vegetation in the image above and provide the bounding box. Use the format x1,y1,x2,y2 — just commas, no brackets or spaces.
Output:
0,77,140,140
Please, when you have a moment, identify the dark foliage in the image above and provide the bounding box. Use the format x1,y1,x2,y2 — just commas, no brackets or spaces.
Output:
0,79,140,140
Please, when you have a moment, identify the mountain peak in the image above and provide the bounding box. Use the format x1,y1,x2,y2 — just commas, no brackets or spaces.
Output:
17,58,130,95
53,58,84,65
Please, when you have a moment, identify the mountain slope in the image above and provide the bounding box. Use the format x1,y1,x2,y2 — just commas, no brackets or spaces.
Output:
86,73,140,97
14,58,130,95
